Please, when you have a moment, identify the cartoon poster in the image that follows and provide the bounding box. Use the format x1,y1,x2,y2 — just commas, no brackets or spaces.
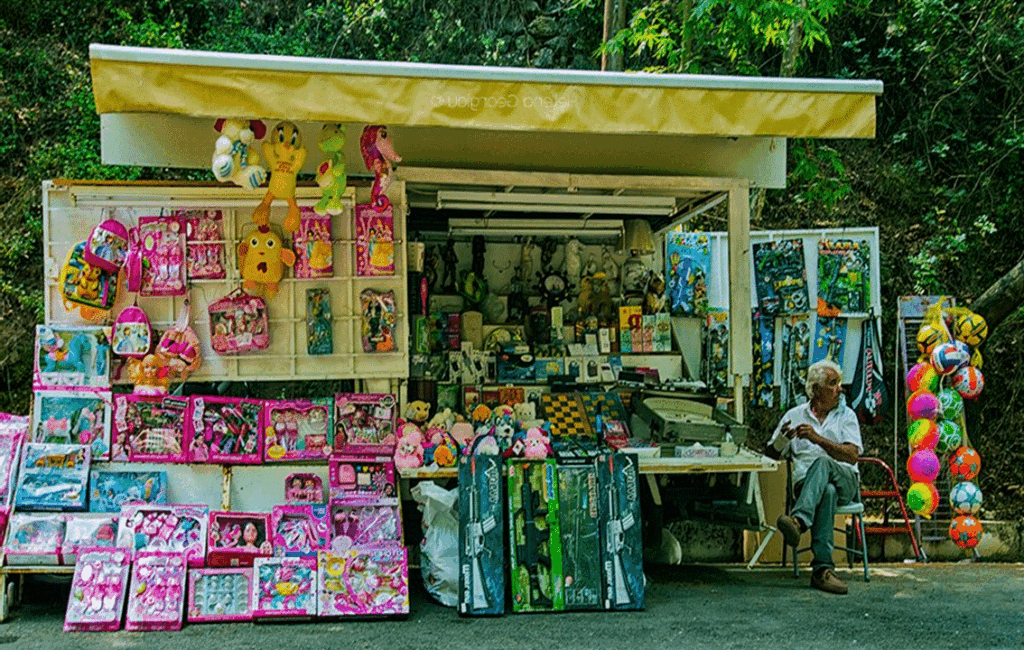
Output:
294,208,333,279
666,232,710,316
817,238,871,316
355,204,395,276
31,389,112,461
811,316,848,365
701,310,729,394
780,315,811,408
751,313,775,408
34,325,112,390
752,239,809,316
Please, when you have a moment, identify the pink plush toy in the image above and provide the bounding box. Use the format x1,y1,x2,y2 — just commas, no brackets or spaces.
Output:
393,423,424,469
523,427,551,459
360,125,402,211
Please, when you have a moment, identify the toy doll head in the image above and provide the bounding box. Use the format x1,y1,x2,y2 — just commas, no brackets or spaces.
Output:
243,521,260,546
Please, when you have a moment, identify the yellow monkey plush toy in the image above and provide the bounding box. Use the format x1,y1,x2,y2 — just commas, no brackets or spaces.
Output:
253,121,306,233
238,226,296,299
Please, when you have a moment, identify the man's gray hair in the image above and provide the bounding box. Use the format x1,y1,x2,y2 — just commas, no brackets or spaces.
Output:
805,359,843,399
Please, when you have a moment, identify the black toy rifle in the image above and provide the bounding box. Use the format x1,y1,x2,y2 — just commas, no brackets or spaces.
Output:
604,454,635,607
464,457,496,611
515,466,552,607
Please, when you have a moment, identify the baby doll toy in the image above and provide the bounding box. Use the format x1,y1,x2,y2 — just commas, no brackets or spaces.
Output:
211,118,268,191
253,121,307,233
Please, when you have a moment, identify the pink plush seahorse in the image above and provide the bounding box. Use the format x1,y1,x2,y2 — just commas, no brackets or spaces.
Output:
359,125,402,211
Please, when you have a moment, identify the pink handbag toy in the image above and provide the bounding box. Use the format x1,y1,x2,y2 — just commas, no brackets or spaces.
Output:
285,473,324,504
317,546,409,617
4,512,66,565
124,551,188,631
187,567,254,622
112,393,188,462
252,555,318,619
84,218,130,273
328,497,402,552
264,398,333,462
208,289,270,354
293,208,333,278
182,209,226,280
328,456,397,501
271,504,330,556
111,304,152,359
134,214,186,296
63,547,131,632
333,393,398,456
207,511,273,567
187,396,263,464
62,513,119,563
116,504,209,568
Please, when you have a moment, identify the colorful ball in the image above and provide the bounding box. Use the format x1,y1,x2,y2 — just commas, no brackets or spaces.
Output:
949,446,981,480
907,419,939,451
935,419,963,456
907,389,941,421
952,366,984,399
954,312,988,347
907,482,939,518
931,341,970,375
949,515,983,549
907,449,941,483
916,323,949,357
906,362,940,394
949,480,983,515
937,387,964,421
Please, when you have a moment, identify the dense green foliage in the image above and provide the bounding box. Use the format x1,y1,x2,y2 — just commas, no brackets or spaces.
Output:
1,1,1022,518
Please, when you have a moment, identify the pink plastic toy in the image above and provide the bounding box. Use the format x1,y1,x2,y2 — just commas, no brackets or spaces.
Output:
294,209,333,278
328,497,402,552
329,456,397,501
263,398,333,462
187,567,254,622
181,209,226,280
208,290,270,354
135,215,187,297
252,555,318,619
112,394,189,463
4,512,66,565
285,473,324,504
62,513,119,564
317,546,409,617
188,396,264,464
63,547,131,631
207,511,273,567
116,504,209,568
271,505,330,556
333,393,398,456
124,552,188,631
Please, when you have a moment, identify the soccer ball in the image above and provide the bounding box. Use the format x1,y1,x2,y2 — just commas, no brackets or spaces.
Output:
935,419,963,456
931,341,970,375
949,515,983,549
907,389,941,421
907,419,939,451
952,366,984,400
907,449,941,483
954,312,988,347
937,387,964,421
916,324,949,356
907,482,939,518
949,480,983,515
949,446,981,481
906,362,940,394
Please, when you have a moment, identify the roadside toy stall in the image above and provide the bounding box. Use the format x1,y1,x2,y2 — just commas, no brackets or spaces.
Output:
0,44,885,625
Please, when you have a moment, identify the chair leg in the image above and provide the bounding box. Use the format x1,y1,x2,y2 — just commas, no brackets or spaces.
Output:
858,513,870,582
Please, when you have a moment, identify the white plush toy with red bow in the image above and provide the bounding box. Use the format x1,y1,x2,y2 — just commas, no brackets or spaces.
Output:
212,119,268,191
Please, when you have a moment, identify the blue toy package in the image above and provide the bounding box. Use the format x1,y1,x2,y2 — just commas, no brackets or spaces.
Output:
32,389,112,461
14,443,91,511
89,470,168,513
458,454,505,616
596,452,645,611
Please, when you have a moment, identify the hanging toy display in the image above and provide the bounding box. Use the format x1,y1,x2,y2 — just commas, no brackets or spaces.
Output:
314,123,347,215
155,301,202,381
359,125,402,211
211,119,268,191
253,121,307,233
238,226,296,299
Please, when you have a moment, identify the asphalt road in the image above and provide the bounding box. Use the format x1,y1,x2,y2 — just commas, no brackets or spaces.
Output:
2,562,1022,650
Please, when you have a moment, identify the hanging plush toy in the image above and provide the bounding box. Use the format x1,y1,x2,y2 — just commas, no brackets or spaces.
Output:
212,119,268,191
238,226,296,299
314,123,347,216
359,125,402,211
253,121,307,233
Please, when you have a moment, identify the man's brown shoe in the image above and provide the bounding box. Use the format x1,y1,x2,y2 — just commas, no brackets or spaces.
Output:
811,569,848,595
776,514,803,547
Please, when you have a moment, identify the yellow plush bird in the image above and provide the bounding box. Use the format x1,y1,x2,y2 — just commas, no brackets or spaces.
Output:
238,226,296,299
253,121,306,233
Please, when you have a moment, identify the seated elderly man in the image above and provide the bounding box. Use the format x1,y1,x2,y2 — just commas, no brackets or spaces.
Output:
766,359,862,595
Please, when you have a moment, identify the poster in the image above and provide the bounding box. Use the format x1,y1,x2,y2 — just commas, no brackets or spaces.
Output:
751,313,775,408
811,316,848,365
752,239,809,316
355,204,395,276
817,238,871,316
666,232,710,316
701,310,729,395
780,315,811,408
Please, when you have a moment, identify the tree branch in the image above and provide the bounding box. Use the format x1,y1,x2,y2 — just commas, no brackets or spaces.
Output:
971,254,1024,332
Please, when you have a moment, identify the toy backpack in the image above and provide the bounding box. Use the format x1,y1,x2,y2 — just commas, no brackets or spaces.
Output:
60,240,120,318
83,218,130,273
111,305,153,358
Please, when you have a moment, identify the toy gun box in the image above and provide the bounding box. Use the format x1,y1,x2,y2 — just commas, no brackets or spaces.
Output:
507,459,563,613
557,461,603,610
458,454,505,616
597,452,645,610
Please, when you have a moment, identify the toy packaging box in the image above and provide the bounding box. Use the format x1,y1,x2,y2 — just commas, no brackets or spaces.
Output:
33,325,111,390
187,567,254,622
4,511,65,565
285,473,324,504
63,547,131,632
293,208,333,278
31,389,112,461
271,504,330,556
14,443,90,511
360,289,396,352
187,396,263,464
89,470,168,512
181,209,226,280
62,513,119,564
0,413,27,506
112,394,189,463
306,288,334,356
327,497,402,552
333,393,398,456
136,214,187,297
116,504,209,568
207,511,273,567
124,551,188,631
317,546,408,617
264,398,333,462
557,461,603,610
507,459,564,613
328,455,397,501
458,454,505,616
597,452,645,611
355,203,395,276
252,555,318,619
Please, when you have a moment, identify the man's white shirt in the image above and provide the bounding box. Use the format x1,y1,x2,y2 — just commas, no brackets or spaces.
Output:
768,401,862,483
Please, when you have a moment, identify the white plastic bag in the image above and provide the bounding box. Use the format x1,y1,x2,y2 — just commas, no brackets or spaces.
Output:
411,481,459,607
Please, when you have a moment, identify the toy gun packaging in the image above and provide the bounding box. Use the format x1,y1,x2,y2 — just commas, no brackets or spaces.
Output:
557,461,603,610
458,454,505,615
508,459,563,612
597,452,645,610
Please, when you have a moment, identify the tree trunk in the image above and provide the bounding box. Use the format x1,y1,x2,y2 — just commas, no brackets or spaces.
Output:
610,0,626,71
601,0,613,71
970,255,1024,333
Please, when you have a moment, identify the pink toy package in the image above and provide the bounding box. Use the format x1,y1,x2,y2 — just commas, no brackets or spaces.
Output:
333,393,398,456
263,398,333,462
112,393,189,463
293,208,333,278
355,203,395,276
252,555,318,619
63,547,131,632
207,511,273,567
187,567,254,623
4,511,66,565
328,497,402,552
317,546,408,617
116,504,209,568
285,473,324,504
271,505,329,556
0,413,27,506
135,214,187,297
62,513,119,564
328,455,397,501
124,551,188,631
181,209,226,280
208,290,270,355
187,396,263,464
